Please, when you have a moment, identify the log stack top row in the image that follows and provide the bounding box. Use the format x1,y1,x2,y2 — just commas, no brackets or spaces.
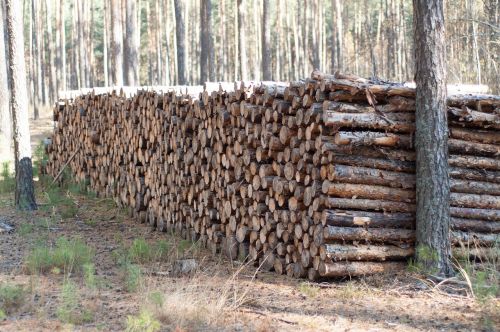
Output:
46,71,500,280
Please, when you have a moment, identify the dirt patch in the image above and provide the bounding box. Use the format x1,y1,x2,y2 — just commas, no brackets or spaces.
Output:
0,186,498,332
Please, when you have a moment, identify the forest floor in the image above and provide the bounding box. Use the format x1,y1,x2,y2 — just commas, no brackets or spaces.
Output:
0,111,498,331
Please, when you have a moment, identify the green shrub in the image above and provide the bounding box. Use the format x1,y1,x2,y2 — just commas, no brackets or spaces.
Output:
123,263,142,292
0,283,26,316
125,310,161,332
0,162,15,194
25,237,94,275
56,279,94,325
128,238,170,264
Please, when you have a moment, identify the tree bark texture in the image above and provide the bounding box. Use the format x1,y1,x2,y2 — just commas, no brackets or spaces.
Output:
413,0,451,276
174,0,186,85
6,0,37,210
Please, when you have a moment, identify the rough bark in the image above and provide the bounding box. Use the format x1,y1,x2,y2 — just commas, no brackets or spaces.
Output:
0,2,12,159
174,0,186,85
124,0,138,86
262,0,271,80
111,0,123,86
237,0,247,80
413,0,452,276
6,0,37,210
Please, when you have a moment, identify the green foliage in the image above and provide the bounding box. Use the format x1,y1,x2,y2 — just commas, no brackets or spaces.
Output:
298,282,320,298
148,291,164,308
33,141,48,178
83,263,97,289
125,310,161,332
408,245,440,275
128,238,171,264
0,162,15,194
18,222,34,236
123,263,142,292
56,279,94,325
0,283,26,316
25,237,94,275
42,186,78,219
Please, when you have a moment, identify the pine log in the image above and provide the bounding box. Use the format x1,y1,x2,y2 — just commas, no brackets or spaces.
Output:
319,244,414,261
318,261,406,278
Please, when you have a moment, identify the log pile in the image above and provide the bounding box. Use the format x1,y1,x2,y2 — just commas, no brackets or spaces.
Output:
45,71,500,280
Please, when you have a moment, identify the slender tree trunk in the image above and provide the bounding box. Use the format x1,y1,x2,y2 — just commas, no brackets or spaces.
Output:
200,0,214,82
5,0,37,210
262,0,271,80
31,0,40,119
413,0,451,276
45,0,56,102
174,0,186,84
111,0,124,86
237,0,247,80
124,0,138,85
0,1,12,159
103,0,109,86
59,0,66,91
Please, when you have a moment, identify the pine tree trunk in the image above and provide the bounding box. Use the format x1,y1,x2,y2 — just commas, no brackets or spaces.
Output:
413,0,451,276
124,0,138,86
31,0,40,119
103,0,109,86
59,0,66,90
0,1,11,159
45,0,56,102
237,0,247,80
174,0,186,84
111,0,123,86
5,0,37,211
262,0,271,80
200,0,214,82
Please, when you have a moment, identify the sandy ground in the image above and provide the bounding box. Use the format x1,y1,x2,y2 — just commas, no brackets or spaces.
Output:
0,184,499,331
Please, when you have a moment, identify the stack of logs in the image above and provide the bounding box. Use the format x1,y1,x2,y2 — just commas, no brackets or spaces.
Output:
45,71,500,280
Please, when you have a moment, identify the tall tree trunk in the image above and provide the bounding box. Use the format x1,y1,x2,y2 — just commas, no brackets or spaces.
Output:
237,0,247,80
174,0,186,84
413,0,451,276
103,0,109,86
45,0,56,102
59,0,66,91
262,0,271,80
200,0,214,82
0,1,12,159
111,0,124,86
31,0,40,119
5,0,37,210
124,0,138,86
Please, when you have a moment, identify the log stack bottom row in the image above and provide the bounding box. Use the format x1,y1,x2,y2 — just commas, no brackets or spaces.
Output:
46,71,500,280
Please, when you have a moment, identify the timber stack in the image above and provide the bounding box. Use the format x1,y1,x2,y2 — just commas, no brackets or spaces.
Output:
45,71,500,280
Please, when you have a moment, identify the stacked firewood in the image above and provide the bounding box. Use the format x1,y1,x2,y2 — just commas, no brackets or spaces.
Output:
45,71,500,280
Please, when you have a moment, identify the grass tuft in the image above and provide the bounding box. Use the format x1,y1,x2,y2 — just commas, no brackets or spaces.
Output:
298,282,320,298
0,283,27,316
56,279,94,325
0,162,15,194
125,310,161,332
25,237,94,275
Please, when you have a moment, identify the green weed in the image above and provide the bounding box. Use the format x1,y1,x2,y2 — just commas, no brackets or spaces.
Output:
125,310,161,332
128,238,170,264
33,141,48,178
0,162,15,194
18,223,34,236
123,263,142,292
0,283,27,316
56,279,94,325
83,263,98,289
25,237,94,275
298,282,320,298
